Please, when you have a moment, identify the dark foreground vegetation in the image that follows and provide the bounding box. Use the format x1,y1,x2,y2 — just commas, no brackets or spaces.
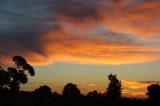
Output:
0,56,160,106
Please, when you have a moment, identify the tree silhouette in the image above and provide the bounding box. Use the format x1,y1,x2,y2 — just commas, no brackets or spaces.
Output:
0,56,35,92
146,84,160,102
87,90,100,98
0,67,10,92
106,73,122,101
87,90,101,101
34,85,52,97
13,56,35,76
62,83,81,99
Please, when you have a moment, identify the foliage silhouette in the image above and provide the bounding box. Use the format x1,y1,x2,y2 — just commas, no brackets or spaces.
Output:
106,73,122,101
87,90,101,99
62,83,81,100
0,56,35,92
13,56,35,76
34,85,52,97
146,84,160,104
86,90,102,105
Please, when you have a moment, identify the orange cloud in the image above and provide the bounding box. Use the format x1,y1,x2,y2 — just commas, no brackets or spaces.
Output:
122,89,145,98
31,0,158,65
3,29,158,66
0,0,159,66
122,80,149,89
32,29,159,65
121,80,160,97
55,0,160,37
122,80,147,97
99,0,160,37
115,0,159,37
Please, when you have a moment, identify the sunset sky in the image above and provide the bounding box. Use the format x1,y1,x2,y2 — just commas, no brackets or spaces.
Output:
0,0,160,98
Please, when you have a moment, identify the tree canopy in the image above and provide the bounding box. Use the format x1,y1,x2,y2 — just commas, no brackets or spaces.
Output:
62,83,81,99
147,84,160,101
34,85,52,97
0,56,35,92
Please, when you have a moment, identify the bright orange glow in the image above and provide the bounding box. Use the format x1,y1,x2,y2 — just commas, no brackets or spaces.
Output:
122,90,145,98
122,80,149,89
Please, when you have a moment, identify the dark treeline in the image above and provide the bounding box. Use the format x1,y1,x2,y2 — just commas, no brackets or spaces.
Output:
0,56,160,106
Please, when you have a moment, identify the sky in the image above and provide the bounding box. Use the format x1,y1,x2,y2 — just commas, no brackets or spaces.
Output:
0,0,160,98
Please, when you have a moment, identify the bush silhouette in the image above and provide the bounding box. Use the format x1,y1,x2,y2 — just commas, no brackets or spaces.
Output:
147,84,160,102
87,90,100,98
86,90,101,102
34,85,52,97
62,83,81,100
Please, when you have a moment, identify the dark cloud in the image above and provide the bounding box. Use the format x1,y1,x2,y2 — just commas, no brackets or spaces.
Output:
0,0,62,60
52,0,100,21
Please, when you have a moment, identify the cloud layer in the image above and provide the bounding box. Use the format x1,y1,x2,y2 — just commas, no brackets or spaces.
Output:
122,80,160,97
0,0,160,65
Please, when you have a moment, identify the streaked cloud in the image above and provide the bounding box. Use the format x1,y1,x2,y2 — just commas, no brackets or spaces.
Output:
122,89,145,98
39,29,160,65
122,80,149,89
122,80,160,97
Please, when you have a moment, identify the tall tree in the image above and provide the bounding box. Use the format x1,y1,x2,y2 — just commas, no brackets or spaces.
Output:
106,73,122,100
